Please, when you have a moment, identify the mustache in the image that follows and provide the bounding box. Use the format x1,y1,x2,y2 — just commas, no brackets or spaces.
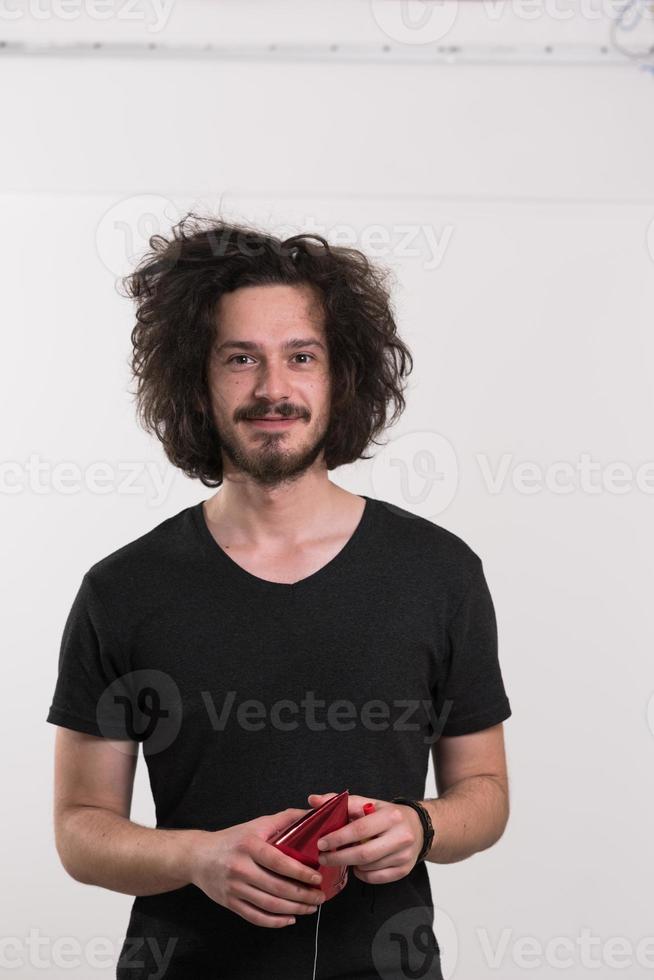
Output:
237,405,309,421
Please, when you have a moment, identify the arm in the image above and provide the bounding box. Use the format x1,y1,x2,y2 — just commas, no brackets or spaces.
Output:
416,722,510,864
52,727,326,927
53,727,203,896
307,723,510,880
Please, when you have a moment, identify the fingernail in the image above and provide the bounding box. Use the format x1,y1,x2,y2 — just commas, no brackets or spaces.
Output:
317,839,326,849
311,874,322,884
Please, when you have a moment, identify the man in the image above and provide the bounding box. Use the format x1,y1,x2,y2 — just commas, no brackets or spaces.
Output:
47,214,511,980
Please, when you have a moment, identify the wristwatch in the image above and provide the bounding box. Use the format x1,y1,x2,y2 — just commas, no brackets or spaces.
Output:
391,796,435,862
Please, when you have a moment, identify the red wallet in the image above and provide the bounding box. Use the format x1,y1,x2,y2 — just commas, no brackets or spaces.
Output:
269,789,350,901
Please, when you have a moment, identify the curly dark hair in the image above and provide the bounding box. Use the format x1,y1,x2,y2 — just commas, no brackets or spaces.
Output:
120,211,413,487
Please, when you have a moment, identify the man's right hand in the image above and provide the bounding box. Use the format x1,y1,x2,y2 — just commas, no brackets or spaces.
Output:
189,807,326,928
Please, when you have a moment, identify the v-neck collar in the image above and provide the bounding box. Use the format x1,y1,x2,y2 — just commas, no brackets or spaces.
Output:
190,494,375,595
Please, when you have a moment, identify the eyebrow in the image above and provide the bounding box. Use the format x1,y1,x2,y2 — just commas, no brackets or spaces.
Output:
215,337,327,354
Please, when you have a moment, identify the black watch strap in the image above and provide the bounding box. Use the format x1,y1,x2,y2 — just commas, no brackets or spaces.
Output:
391,796,435,862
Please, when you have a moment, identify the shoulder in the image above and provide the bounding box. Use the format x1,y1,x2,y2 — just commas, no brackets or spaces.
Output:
369,495,484,592
371,495,482,565
83,503,197,601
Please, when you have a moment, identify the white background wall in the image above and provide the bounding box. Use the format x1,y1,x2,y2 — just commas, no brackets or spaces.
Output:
2,1,654,977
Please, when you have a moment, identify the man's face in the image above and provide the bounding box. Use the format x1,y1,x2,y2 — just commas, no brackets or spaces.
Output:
207,282,332,488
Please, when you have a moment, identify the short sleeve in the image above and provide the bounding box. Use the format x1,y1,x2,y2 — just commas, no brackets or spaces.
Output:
46,573,134,739
433,559,512,737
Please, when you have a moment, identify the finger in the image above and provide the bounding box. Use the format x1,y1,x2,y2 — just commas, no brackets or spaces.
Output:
308,792,370,811
319,830,403,867
254,839,324,886
235,881,320,917
353,865,408,885
230,896,297,928
264,807,312,835
319,843,369,866
245,864,326,906
317,807,394,852
353,847,415,872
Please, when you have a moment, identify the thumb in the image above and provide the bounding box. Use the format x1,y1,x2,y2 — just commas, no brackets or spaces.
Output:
307,792,337,804
262,806,310,834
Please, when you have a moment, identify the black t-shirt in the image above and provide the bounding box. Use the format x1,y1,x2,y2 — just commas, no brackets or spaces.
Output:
46,494,511,980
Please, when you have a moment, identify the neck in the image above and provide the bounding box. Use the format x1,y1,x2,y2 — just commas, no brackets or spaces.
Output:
204,476,357,547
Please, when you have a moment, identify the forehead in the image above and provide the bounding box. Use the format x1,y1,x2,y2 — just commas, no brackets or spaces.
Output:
215,282,325,338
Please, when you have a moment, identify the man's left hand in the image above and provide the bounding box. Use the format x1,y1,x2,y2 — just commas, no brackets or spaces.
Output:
306,792,424,884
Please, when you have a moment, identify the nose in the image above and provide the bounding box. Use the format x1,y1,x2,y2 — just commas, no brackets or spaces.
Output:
252,357,291,404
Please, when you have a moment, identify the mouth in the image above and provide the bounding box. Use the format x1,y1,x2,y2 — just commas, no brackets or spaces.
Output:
244,416,302,429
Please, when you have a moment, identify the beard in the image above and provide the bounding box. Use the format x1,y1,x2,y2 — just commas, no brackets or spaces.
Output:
215,415,330,488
